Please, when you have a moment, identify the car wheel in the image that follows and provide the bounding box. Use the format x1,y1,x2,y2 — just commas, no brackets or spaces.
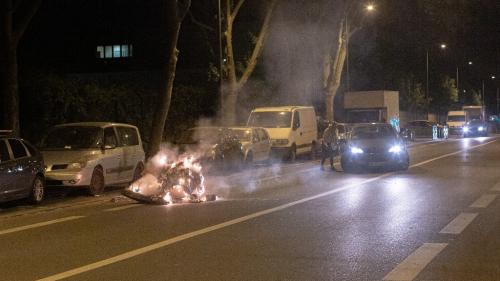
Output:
287,145,297,162
132,162,144,182
88,166,105,196
245,152,253,167
399,155,410,171
29,176,45,204
309,142,318,160
341,157,354,173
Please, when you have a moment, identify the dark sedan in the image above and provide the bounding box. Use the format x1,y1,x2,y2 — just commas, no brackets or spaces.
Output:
340,123,409,172
0,134,45,204
463,120,488,137
177,127,244,171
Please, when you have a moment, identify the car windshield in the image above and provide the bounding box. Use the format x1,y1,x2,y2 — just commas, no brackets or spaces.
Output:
467,120,484,125
178,128,221,144
248,111,291,128
352,125,395,140
448,115,465,122
40,126,103,150
231,129,252,141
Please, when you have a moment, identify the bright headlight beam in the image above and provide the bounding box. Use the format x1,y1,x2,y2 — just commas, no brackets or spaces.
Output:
463,127,469,133
350,147,363,154
389,145,402,153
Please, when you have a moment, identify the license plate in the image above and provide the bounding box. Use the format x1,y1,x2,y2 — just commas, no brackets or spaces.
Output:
368,162,384,167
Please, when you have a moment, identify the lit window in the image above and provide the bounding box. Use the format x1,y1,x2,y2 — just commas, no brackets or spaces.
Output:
96,46,104,58
121,45,129,57
105,46,112,58
113,45,121,57
98,44,133,59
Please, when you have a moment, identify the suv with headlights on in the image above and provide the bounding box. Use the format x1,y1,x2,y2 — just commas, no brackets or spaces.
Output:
40,123,145,195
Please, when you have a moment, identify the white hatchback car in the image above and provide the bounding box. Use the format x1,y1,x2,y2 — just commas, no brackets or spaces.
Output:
229,127,271,164
40,122,145,195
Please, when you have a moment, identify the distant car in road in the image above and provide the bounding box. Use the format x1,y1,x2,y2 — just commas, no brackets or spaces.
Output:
40,122,145,195
403,120,447,139
229,127,271,165
177,127,244,171
463,119,488,137
0,132,45,204
340,123,409,172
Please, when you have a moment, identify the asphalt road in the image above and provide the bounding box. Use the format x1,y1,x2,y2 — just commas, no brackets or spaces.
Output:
1,136,500,281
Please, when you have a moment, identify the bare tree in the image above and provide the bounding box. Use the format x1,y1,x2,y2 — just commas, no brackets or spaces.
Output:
148,0,191,157
221,0,278,125
0,0,42,135
322,1,368,121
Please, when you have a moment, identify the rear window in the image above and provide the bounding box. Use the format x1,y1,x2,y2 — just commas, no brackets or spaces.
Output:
8,139,28,159
117,127,139,146
0,140,10,162
23,141,38,156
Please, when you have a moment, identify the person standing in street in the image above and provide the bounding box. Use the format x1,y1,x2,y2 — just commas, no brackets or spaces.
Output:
321,121,337,170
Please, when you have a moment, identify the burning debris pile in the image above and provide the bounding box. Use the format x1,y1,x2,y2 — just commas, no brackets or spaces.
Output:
123,151,216,205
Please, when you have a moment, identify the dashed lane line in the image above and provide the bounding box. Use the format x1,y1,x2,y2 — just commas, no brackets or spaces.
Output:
36,139,498,281
104,204,141,212
469,194,498,208
383,243,448,281
439,212,478,234
0,216,85,236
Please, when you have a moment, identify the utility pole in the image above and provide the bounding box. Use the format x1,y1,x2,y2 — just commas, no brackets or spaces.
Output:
218,0,223,115
345,14,350,93
496,87,499,115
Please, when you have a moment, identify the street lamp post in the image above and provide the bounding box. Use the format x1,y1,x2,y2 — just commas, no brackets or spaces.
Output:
425,43,446,105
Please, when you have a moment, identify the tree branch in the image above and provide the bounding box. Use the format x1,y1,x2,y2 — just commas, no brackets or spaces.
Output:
230,0,245,23
12,0,42,46
237,0,277,89
176,0,191,21
188,10,214,32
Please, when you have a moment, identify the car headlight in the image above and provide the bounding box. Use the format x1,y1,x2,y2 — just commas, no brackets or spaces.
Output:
389,144,402,153
350,146,363,154
463,127,469,132
67,162,86,169
478,126,484,131
273,139,289,145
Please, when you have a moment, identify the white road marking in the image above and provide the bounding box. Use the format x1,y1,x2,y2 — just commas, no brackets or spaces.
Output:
0,216,84,236
439,212,478,234
104,204,141,212
469,194,497,208
36,139,498,281
490,182,500,192
410,139,497,168
383,243,448,281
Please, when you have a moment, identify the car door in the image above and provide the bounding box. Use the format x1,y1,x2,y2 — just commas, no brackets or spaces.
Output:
116,126,138,182
102,127,121,184
0,139,16,200
257,129,271,161
292,110,306,153
6,139,32,197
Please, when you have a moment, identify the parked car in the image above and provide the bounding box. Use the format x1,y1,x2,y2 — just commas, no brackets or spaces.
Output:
229,127,271,165
340,123,409,172
463,119,488,137
0,131,45,204
39,122,145,195
176,127,244,171
403,120,447,139
247,106,318,161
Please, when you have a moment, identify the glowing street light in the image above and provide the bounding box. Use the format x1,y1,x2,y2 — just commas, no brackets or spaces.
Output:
468,61,473,65
366,4,375,11
440,43,447,49
492,75,496,80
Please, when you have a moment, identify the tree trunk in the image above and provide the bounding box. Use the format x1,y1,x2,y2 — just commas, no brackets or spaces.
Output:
323,21,347,121
148,1,190,157
0,46,19,134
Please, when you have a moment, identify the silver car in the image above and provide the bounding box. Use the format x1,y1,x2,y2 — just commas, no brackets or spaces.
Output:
230,127,272,165
40,122,145,195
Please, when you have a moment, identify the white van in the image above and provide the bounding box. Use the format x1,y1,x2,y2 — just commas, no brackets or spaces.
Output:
40,122,145,195
247,106,317,161
447,110,466,135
